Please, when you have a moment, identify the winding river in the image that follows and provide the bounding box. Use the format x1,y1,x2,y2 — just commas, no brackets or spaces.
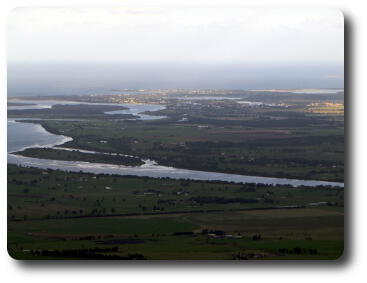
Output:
7,100,344,188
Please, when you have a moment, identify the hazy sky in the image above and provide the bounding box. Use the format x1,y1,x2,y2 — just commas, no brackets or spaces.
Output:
7,7,344,94
8,7,343,64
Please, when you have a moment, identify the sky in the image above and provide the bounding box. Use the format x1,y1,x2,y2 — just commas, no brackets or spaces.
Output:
7,7,344,94
8,7,343,64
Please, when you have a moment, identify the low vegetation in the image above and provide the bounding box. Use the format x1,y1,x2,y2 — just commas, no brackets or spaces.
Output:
14,148,143,166
8,165,343,260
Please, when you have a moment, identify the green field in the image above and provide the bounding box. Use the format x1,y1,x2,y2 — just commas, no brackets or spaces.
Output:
8,165,344,260
8,165,343,220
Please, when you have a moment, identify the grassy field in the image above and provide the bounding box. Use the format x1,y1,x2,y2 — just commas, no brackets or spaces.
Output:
8,165,343,220
8,207,343,260
8,165,344,260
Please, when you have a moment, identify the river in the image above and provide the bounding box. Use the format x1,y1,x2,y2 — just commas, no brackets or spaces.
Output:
7,100,344,188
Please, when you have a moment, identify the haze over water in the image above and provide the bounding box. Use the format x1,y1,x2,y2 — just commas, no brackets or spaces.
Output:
8,62,344,97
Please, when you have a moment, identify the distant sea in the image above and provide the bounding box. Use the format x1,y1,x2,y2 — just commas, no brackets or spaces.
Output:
7,62,344,97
